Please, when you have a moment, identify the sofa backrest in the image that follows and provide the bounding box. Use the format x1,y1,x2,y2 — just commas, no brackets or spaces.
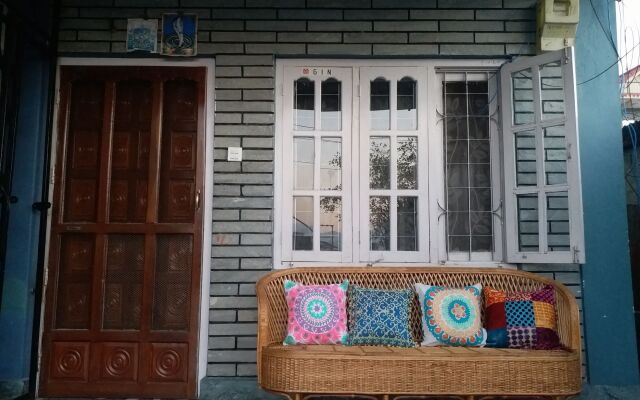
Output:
256,267,581,352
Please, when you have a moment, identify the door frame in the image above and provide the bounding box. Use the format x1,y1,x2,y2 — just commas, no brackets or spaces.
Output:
37,57,215,397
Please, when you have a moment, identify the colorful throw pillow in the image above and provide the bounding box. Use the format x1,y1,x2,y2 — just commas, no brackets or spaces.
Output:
415,283,486,347
283,279,349,345
484,285,561,350
348,286,415,347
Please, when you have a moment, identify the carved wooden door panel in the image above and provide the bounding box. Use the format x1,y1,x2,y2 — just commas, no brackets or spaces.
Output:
39,66,205,399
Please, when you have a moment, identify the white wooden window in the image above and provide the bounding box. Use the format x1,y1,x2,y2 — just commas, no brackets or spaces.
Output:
434,70,503,263
501,48,585,263
359,67,429,263
275,54,584,267
281,67,353,263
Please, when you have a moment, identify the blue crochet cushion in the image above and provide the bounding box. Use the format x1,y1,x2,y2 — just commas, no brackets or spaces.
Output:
347,285,415,347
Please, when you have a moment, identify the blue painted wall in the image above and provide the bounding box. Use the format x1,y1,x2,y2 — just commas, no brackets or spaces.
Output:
0,44,49,381
577,0,640,384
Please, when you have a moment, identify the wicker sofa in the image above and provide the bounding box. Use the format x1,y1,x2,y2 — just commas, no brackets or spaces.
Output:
256,267,582,400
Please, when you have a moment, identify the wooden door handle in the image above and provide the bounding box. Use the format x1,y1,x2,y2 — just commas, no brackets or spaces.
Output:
195,189,201,211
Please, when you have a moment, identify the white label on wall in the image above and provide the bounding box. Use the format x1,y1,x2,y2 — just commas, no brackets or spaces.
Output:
227,147,243,162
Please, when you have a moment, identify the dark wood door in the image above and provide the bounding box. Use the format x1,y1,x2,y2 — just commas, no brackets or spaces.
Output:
39,66,205,398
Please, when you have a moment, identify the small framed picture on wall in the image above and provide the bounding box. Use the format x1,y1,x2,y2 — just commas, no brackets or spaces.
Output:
161,13,198,56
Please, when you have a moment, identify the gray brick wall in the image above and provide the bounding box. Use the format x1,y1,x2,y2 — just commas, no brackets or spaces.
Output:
55,0,587,379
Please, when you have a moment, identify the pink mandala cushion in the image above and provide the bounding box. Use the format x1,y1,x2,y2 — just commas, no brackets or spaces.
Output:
283,279,349,345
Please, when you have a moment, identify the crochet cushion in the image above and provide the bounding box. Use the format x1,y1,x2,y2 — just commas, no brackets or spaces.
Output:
283,279,349,345
484,285,561,349
415,283,486,346
348,285,414,347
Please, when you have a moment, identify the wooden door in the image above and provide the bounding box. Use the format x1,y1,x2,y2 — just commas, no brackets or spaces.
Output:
39,66,205,398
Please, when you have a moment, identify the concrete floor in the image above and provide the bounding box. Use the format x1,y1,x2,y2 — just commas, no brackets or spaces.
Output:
199,378,640,400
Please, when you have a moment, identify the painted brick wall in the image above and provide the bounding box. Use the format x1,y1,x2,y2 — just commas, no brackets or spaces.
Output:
56,0,586,378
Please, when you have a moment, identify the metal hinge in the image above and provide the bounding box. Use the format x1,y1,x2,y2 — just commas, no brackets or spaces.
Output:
573,246,580,263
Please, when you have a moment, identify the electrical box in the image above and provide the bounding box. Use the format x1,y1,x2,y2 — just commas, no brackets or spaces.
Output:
537,0,579,52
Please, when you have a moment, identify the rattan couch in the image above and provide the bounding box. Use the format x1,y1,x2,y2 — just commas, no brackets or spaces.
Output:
256,267,582,400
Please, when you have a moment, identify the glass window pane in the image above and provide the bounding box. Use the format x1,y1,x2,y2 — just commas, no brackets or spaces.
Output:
370,78,390,130
445,93,467,116
397,78,417,130
470,163,491,188
515,130,537,186
293,196,314,251
517,194,539,252
448,211,470,235
320,137,342,190
294,137,314,190
369,137,391,189
446,117,468,140
447,188,469,212
469,117,489,139
320,196,342,251
397,136,417,189
449,236,470,253
397,197,418,251
547,191,570,251
469,140,490,164
468,92,488,116
321,79,341,131
512,68,534,125
294,78,314,131
470,188,492,211
468,81,488,94
447,163,468,189
540,61,564,120
544,125,567,185
369,196,390,251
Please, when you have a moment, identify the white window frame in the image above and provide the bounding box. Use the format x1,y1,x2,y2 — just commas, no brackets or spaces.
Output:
432,69,503,264
281,66,354,263
358,66,429,263
274,54,584,268
501,48,585,264
274,58,573,269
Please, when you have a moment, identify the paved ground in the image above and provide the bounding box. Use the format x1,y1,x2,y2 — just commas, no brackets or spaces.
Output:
2,378,640,399
200,378,640,400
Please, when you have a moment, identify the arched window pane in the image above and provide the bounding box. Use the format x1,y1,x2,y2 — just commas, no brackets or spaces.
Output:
294,78,314,130
370,78,390,130
397,77,416,130
321,78,341,131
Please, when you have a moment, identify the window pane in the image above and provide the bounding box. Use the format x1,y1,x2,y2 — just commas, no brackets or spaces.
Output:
293,196,313,251
470,163,491,188
320,137,342,190
517,194,539,252
369,196,390,251
397,136,417,189
443,78,493,258
515,130,537,186
294,78,314,131
512,68,534,125
544,125,567,185
397,197,418,251
547,191,570,251
321,78,341,131
449,236,470,253
294,137,314,190
471,212,492,252
320,196,342,251
469,117,489,139
370,78,390,130
370,137,391,189
397,78,417,130
446,117,468,140
540,61,564,120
